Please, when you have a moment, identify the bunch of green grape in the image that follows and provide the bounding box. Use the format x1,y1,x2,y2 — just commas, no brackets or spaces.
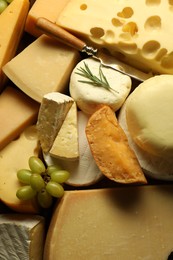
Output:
16,156,70,208
0,0,13,14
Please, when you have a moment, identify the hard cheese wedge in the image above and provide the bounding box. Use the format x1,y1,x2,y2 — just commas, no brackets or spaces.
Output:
0,125,40,213
0,214,45,260
0,0,29,90
57,0,173,74
49,102,79,160
44,186,173,260
25,0,70,37
3,35,81,103
0,86,39,151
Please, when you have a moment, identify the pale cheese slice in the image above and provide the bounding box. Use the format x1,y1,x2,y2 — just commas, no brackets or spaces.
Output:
44,186,173,260
37,92,74,153
0,0,29,90
0,214,45,260
3,35,81,103
49,102,79,160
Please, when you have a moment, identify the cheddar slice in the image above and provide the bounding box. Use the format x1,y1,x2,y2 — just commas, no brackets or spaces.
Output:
57,0,173,74
0,214,45,260
0,0,29,90
25,0,70,37
49,102,79,160
37,92,74,153
0,86,39,151
44,186,173,260
0,125,40,213
86,105,147,184
3,35,80,102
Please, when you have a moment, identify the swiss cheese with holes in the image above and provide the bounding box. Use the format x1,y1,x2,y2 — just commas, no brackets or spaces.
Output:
57,0,173,74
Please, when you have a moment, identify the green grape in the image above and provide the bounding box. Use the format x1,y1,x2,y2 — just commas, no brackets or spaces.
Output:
17,169,32,184
46,181,64,198
28,156,46,174
37,189,53,208
0,0,8,14
47,164,62,175
30,173,45,191
51,170,70,184
6,0,13,3
16,186,37,200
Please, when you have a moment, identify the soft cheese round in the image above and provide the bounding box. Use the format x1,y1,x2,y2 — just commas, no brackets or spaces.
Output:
125,74,173,158
69,58,131,115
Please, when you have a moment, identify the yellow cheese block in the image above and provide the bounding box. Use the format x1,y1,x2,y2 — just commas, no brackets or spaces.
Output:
3,35,81,103
44,186,173,260
0,0,29,90
25,0,70,37
57,0,173,74
0,86,39,151
0,125,40,213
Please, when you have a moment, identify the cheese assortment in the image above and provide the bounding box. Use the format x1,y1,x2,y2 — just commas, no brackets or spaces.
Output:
44,186,173,260
0,0,29,89
3,34,81,103
57,0,173,75
0,86,39,151
0,214,45,260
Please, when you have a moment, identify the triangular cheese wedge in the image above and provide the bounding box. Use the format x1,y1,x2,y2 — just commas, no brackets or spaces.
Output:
49,102,79,161
0,0,29,89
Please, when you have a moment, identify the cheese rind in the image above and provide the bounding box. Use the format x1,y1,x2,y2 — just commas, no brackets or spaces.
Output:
0,214,45,260
44,186,173,260
57,0,173,74
0,0,29,89
0,86,39,151
70,58,131,115
3,35,81,103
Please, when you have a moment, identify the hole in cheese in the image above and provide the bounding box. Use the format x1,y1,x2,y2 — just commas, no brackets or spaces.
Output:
80,4,87,10
142,40,160,58
112,18,124,27
122,22,138,36
117,7,134,18
155,48,168,61
145,0,161,6
144,16,161,31
118,41,138,54
90,27,105,38
161,52,173,69
169,0,173,4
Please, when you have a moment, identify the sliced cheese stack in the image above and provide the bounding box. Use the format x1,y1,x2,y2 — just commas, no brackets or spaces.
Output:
0,214,45,260
37,92,74,153
3,35,81,103
0,86,39,151
57,0,173,74
70,58,131,115
44,111,103,187
0,125,40,213
44,186,173,259
0,0,29,90
49,102,79,161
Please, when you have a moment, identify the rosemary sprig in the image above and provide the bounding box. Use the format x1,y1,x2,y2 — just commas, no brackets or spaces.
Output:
75,62,118,94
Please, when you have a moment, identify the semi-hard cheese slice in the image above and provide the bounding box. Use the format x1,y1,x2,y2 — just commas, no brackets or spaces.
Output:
0,214,45,260
44,111,103,187
25,0,70,37
44,186,173,260
86,105,147,184
49,102,79,160
37,92,74,153
70,58,131,115
0,0,29,90
57,0,173,75
3,35,81,103
0,86,39,151
0,125,40,213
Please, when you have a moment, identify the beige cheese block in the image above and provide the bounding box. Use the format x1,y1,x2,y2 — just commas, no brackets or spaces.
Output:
25,0,70,37
0,0,29,90
70,58,131,115
49,102,79,160
0,125,40,213
0,86,39,151
0,214,45,260
3,35,81,103
37,92,74,153
44,186,173,260
57,0,173,75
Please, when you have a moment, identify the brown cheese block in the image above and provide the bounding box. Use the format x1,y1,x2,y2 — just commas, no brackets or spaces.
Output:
85,105,147,184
